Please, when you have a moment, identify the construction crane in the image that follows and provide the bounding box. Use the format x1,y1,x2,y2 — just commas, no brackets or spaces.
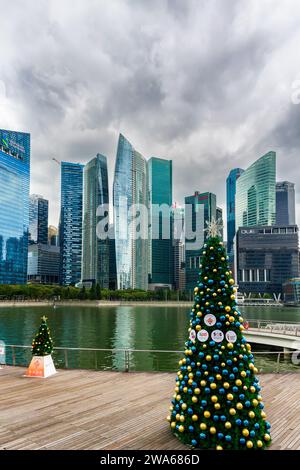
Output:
52,156,61,165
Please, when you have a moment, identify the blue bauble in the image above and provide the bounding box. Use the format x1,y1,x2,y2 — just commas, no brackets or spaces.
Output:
219,388,225,395
196,371,201,377
254,423,260,429
233,367,238,373
201,400,207,407
266,421,271,429
198,352,204,359
191,439,197,446
204,387,211,394
236,419,242,426
208,279,214,285
217,433,224,440
220,415,226,422
232,386,238,393
208,376,214,382
250,431,256,437
243,420,249,426
199,433,206,440
213,415,219,422
245,401,251,408
226,360,232,366
216,322,222,328
209,340,216,347
259,403,264,409
239,394,245,400
202,364,208,371
213,355,219,361
223,369,228,375
229,374,235,380
225,435,232,442
188,408,193,415
239,438,246,445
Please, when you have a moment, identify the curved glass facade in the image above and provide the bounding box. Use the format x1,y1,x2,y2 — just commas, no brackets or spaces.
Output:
235,151,276,230
0,129,30,284
113,134,148,290
60,162,84,286
82,154,109,287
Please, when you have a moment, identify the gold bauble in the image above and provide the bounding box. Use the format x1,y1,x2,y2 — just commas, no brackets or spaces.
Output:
192,415,198,422
225,306,231,312
200,423,207,430
179,415,185,422
211,395,218,403
242,429,249,437
225,421,231,429
200,380,206,387
178,425,184,433
227,343,233,349
194,388,200,395
229,408,236,415
171,422,176,429
206,355,212,361
246,441,253,449
210,383,217,389
216,445,223,450
214,403,221,410
264,434,271,442
192,396,198,403
235,379,242,386
204,411,211,418
257,440,263,448
227,393,234,401
249,411,255,419
167,415,171,422
223,382,230,389
236,403,243,410
181,403,187,410
210,427,216,434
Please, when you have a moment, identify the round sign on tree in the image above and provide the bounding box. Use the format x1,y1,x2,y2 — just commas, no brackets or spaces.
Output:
167,229,271,450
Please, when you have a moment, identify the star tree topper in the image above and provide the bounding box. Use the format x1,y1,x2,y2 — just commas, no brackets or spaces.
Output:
204,217,223,238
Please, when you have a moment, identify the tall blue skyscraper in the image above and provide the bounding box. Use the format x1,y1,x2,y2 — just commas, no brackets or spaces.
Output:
60,162,84,286
113,134,148,290
276,181,296,225
226,168,244,256
0,128,30,284
148,157,173,288
29,194,49,245
185,191,216,291
82,154,109,288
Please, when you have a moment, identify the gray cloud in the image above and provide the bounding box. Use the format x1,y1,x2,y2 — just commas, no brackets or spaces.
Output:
1,0,300,232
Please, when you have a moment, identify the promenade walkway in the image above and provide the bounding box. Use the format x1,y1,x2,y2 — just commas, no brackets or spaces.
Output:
0,367,299,450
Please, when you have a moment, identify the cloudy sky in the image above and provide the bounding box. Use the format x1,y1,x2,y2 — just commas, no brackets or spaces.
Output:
1,0,300,232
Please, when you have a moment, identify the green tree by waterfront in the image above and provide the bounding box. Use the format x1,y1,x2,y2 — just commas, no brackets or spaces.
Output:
31,316,53,356
168,226,271,450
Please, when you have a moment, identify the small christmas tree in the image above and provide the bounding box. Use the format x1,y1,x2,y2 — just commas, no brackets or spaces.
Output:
167,219,271,450
31,316,53,356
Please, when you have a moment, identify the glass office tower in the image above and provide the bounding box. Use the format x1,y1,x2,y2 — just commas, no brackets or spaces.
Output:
0,128,30,284
82,154,109,288
276,181,296,225
113,134,148,290
60,162,84,285
235,151,276,230
29,194,49,245
148,157,173,288
185,191,216,291
226,168,244,256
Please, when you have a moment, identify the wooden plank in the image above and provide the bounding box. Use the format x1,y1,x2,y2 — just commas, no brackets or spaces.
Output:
0,366,299,450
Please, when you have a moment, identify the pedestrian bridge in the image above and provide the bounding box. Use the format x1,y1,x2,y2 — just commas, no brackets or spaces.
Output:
244,320,300,350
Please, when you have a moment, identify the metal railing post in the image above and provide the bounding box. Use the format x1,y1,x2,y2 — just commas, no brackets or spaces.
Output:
11,345,16,366
124,349,129,372
276,352,281,373
64,349,69,369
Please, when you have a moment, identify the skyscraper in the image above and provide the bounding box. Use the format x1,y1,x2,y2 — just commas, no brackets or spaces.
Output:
0,128,30,284
113,134,148,290
60,162,84,286
82,154,109,288
29,194,49,245
173,205,185,291
148,157,173,289
235,151,276,230
216,206,223,241
276,181,296,225
226,168,244,256
185,191,216,291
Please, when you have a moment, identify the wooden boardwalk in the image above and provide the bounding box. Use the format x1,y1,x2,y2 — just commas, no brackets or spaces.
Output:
0,367,299,450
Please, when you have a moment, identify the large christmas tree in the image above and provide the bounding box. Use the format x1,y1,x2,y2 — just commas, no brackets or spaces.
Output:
167,220,271,450
31,316,54,356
